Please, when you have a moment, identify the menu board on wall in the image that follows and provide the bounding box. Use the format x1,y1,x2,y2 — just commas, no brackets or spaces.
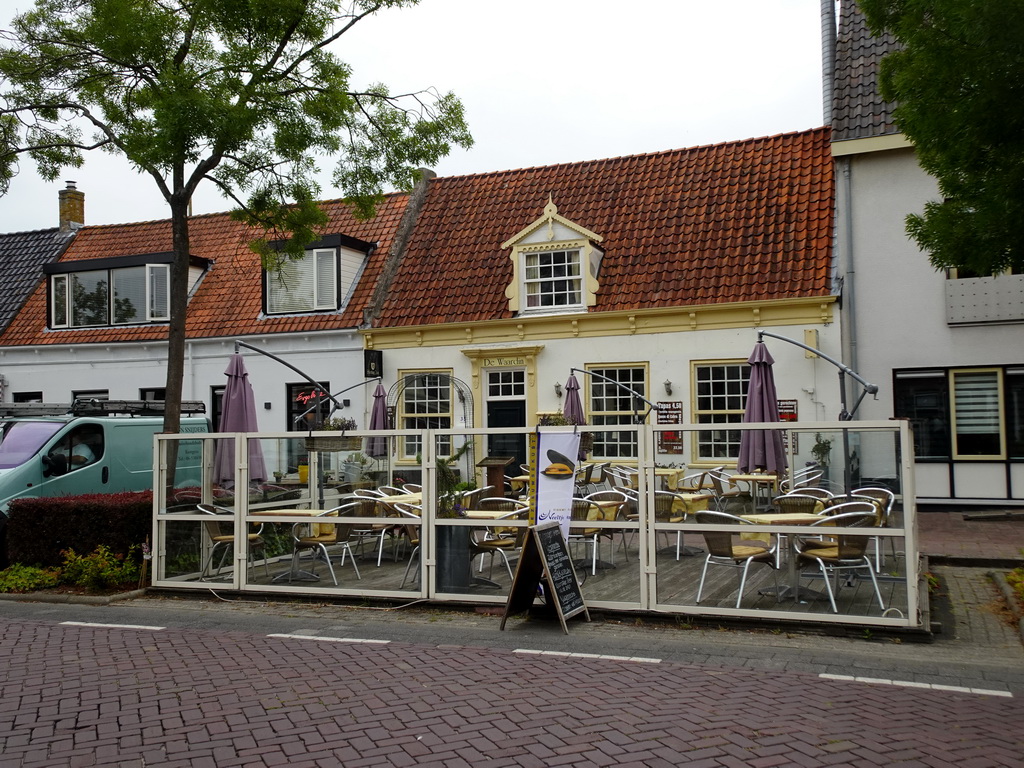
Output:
656,400,684,454
778,399,798,454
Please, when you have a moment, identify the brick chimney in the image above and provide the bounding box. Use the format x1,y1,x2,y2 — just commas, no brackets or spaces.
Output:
59,180,85,231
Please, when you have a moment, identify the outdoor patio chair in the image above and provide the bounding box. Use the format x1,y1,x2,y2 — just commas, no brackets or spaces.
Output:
653,490,701,560
470,507,529,581
393,502,423,589
401,483,422,493
853,486,899,572
794,504,885,613
569,497,615,575
197,503,269,581
708,470,752,514
289,505,362,586
353,488,387,498
585,489,631,560
694,510,778,609
377,485,406,496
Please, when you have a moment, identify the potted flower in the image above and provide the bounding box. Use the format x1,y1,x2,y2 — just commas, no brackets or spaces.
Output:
305,416,359,452
811,432,832,467
539,412,594,456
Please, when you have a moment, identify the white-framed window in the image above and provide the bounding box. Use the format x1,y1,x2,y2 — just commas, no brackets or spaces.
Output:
523,248,582,310
399,372,453,460
950,368,1005,459
50,265,170,328
266,248,338,314
487,369,526,399
588,365,647,459
692,361,750,462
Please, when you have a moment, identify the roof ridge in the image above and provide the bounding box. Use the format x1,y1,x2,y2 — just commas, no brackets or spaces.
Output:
430,127,831,183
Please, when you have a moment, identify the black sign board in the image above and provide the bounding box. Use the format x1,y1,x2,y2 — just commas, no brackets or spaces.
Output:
364,349,383,379
500,522,589,634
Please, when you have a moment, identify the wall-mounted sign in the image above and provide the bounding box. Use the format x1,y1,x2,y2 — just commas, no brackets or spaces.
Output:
364,349,383,378
657,400,684,454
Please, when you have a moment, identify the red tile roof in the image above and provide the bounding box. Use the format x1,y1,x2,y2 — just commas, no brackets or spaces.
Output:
374,128,834,327
0,195,409,347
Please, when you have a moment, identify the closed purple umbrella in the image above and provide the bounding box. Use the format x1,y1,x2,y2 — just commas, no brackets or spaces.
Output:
737,342,787,475
563,375,585,426
213,354,267,486
563,374,588,460
366,382,388,458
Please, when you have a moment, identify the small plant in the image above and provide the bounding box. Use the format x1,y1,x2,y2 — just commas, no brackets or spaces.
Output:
273,471,285,482
811,433,833,466
0,563,60,593
60,544,141,593
319,416,357,431
924,571,941,593
1006,566,1024,603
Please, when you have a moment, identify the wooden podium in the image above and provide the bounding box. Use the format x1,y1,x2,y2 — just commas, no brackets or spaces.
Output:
477,455,515,498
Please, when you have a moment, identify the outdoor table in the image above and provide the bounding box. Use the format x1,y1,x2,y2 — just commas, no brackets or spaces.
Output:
671,492,713,516
741,511,826,601
623,467,689,490
729,473,779,510
508,474,531,494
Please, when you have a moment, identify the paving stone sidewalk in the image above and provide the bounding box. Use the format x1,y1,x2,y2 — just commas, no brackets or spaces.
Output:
1,617,1023,768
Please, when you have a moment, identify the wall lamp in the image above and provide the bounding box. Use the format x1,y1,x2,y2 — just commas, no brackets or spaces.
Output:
554,382,563,397
663,379,673,396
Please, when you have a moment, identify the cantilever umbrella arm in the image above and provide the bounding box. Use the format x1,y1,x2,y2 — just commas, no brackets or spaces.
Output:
569,367,664,424
755,330,879,421
233,340,380,425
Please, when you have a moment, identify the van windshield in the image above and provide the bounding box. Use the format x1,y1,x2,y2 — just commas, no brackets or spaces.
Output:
0,421,66,469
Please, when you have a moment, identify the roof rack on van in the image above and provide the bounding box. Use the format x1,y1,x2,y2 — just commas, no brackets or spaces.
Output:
0,403,73,417
70,399,206,416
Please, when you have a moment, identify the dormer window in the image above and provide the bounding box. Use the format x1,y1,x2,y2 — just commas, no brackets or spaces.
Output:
524,247,582,309
46,254,172,329
502,198,603,315
266,248,338,314
263,233,374,316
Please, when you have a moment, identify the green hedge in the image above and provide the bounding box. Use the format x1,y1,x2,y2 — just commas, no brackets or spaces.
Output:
6,491,151,568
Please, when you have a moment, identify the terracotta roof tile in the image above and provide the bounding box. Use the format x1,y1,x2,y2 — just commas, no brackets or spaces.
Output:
375,128,834,327
0,195,408,347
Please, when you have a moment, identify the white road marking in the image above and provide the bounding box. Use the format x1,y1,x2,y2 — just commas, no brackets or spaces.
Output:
514,649,661,663
60,621,165,631
819,673,1012,698
267,633,390,644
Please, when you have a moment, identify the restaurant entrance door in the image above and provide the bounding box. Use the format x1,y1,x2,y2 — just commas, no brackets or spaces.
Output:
485,369,526,470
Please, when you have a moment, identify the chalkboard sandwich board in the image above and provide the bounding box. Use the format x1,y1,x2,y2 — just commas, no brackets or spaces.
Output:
500,521,589,634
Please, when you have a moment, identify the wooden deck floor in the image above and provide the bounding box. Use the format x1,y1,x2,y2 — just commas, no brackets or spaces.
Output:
189,528,910,621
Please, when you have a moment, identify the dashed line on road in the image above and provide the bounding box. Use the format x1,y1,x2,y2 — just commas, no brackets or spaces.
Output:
267,633,390,644
819,673,1013,698
60,621,165,631
514,649,661,664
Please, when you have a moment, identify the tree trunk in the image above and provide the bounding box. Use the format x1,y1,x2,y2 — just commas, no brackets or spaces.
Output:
161,196,192,495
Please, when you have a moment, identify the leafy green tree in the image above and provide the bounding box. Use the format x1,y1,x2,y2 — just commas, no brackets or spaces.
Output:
859,0,1024,274
0,0,472,433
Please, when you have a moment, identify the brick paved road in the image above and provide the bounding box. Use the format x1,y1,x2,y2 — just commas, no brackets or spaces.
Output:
2,617,1022,768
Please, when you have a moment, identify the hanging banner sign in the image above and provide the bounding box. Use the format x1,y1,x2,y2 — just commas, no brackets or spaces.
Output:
530,430,581,540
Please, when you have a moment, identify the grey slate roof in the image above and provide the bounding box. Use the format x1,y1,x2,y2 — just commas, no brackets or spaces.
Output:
0,228,74,333
832,1,901,141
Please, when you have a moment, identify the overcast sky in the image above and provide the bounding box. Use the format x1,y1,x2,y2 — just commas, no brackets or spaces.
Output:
0,0,829,233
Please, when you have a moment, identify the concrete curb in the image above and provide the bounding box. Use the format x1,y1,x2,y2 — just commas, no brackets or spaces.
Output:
990,570,1024,646
0,588,148,605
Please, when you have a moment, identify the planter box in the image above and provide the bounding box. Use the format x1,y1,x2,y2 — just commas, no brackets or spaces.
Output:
304,436,361,452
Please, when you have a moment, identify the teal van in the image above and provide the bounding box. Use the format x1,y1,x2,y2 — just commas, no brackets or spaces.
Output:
0,400,209,511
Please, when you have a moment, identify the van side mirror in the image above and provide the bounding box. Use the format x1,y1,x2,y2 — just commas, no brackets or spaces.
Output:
42,453,68,478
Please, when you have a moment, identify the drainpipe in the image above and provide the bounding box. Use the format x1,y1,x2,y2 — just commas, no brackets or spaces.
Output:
840,157,859,388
